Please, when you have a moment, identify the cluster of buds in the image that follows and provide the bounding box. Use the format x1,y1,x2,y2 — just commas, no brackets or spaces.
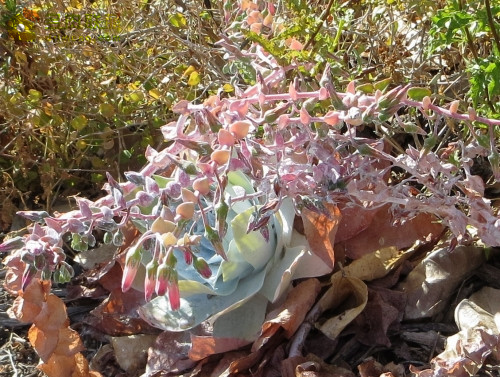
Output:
2,222,73,289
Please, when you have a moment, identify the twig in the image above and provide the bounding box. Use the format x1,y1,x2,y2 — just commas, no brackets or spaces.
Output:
485,0,500,54
288,294,325,357
303,0,337,51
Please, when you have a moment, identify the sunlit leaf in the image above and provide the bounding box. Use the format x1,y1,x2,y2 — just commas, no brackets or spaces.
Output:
148,88,162,99
223,83,234,92
169,12,187,28
187,71,201,86
70,115,88,131
99,103,115,118
407,87,432,101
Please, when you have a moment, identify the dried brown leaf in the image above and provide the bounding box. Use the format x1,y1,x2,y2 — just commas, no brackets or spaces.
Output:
145,331,197,376
316,275,368,340
189,336,251,362
28,326,59,362
8,278,49,323
301,203,340,269
335,206,444,260
260,278,321,341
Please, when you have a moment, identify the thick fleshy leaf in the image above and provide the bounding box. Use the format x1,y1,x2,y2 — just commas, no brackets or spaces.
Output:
220,240,254,282
212,294,268,340
138,266,268,332
232,206,276,270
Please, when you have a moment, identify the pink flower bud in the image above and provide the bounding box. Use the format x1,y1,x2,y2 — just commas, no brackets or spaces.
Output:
193,257,212,279
193,177,211,196
155,263,170,296
121,247,142,292
289,82,298,101
300,107,311,125
468,107,477,121
319,87,329,100
449,100,460,114
218,129,235,147
422,96,431,111
324,111,340,127
183,249,193,264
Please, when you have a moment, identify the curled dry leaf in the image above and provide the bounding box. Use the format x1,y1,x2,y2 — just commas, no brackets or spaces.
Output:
354,287,406,347
397,245,485,320
259,278,322,343
8,279,102,377
316,274,368,340
144,331,198,376
412,287,500,377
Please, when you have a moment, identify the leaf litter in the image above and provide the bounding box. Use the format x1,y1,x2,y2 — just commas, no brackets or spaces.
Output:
2,1,500,377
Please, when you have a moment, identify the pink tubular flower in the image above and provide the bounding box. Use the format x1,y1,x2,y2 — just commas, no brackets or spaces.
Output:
144,260,158,302
155,263,170,296
168,270,180,310
121,247,142,292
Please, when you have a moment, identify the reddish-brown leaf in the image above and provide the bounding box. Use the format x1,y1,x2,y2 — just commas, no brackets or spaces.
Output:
146,331,197,375
336,206,444,259
300,203,341,269
259,278,321,342
189,336,251,361
53,327,85,357
28,326,59,362
34,294,70,332
8,279,50,323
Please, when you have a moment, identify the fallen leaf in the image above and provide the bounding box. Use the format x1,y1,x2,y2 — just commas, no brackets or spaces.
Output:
53,327,85,357
301,203,340,269
354,287,406,347
260,278,321,341
144,331,198,376
358,358,384,377
335,206,444,260
335,203,378,243
34,294,70,332
8,278,50,323
316,274,368,340
28,326,59,362
111,334,157,374
397,246,485,319
190,335,251,362
342,246,413,282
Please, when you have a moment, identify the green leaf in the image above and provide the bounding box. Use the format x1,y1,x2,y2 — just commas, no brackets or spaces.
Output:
70,115,88,131
129,91,145,102
244,30,287,65
356,83,374,94
71,233,89,252
407,87,432,101
99,103,115,118
169,12,187,28
148,88,162,99
28,89,42,102
374,78,392,92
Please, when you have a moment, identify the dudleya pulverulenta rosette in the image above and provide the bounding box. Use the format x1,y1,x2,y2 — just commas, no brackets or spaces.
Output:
129,170,331,340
